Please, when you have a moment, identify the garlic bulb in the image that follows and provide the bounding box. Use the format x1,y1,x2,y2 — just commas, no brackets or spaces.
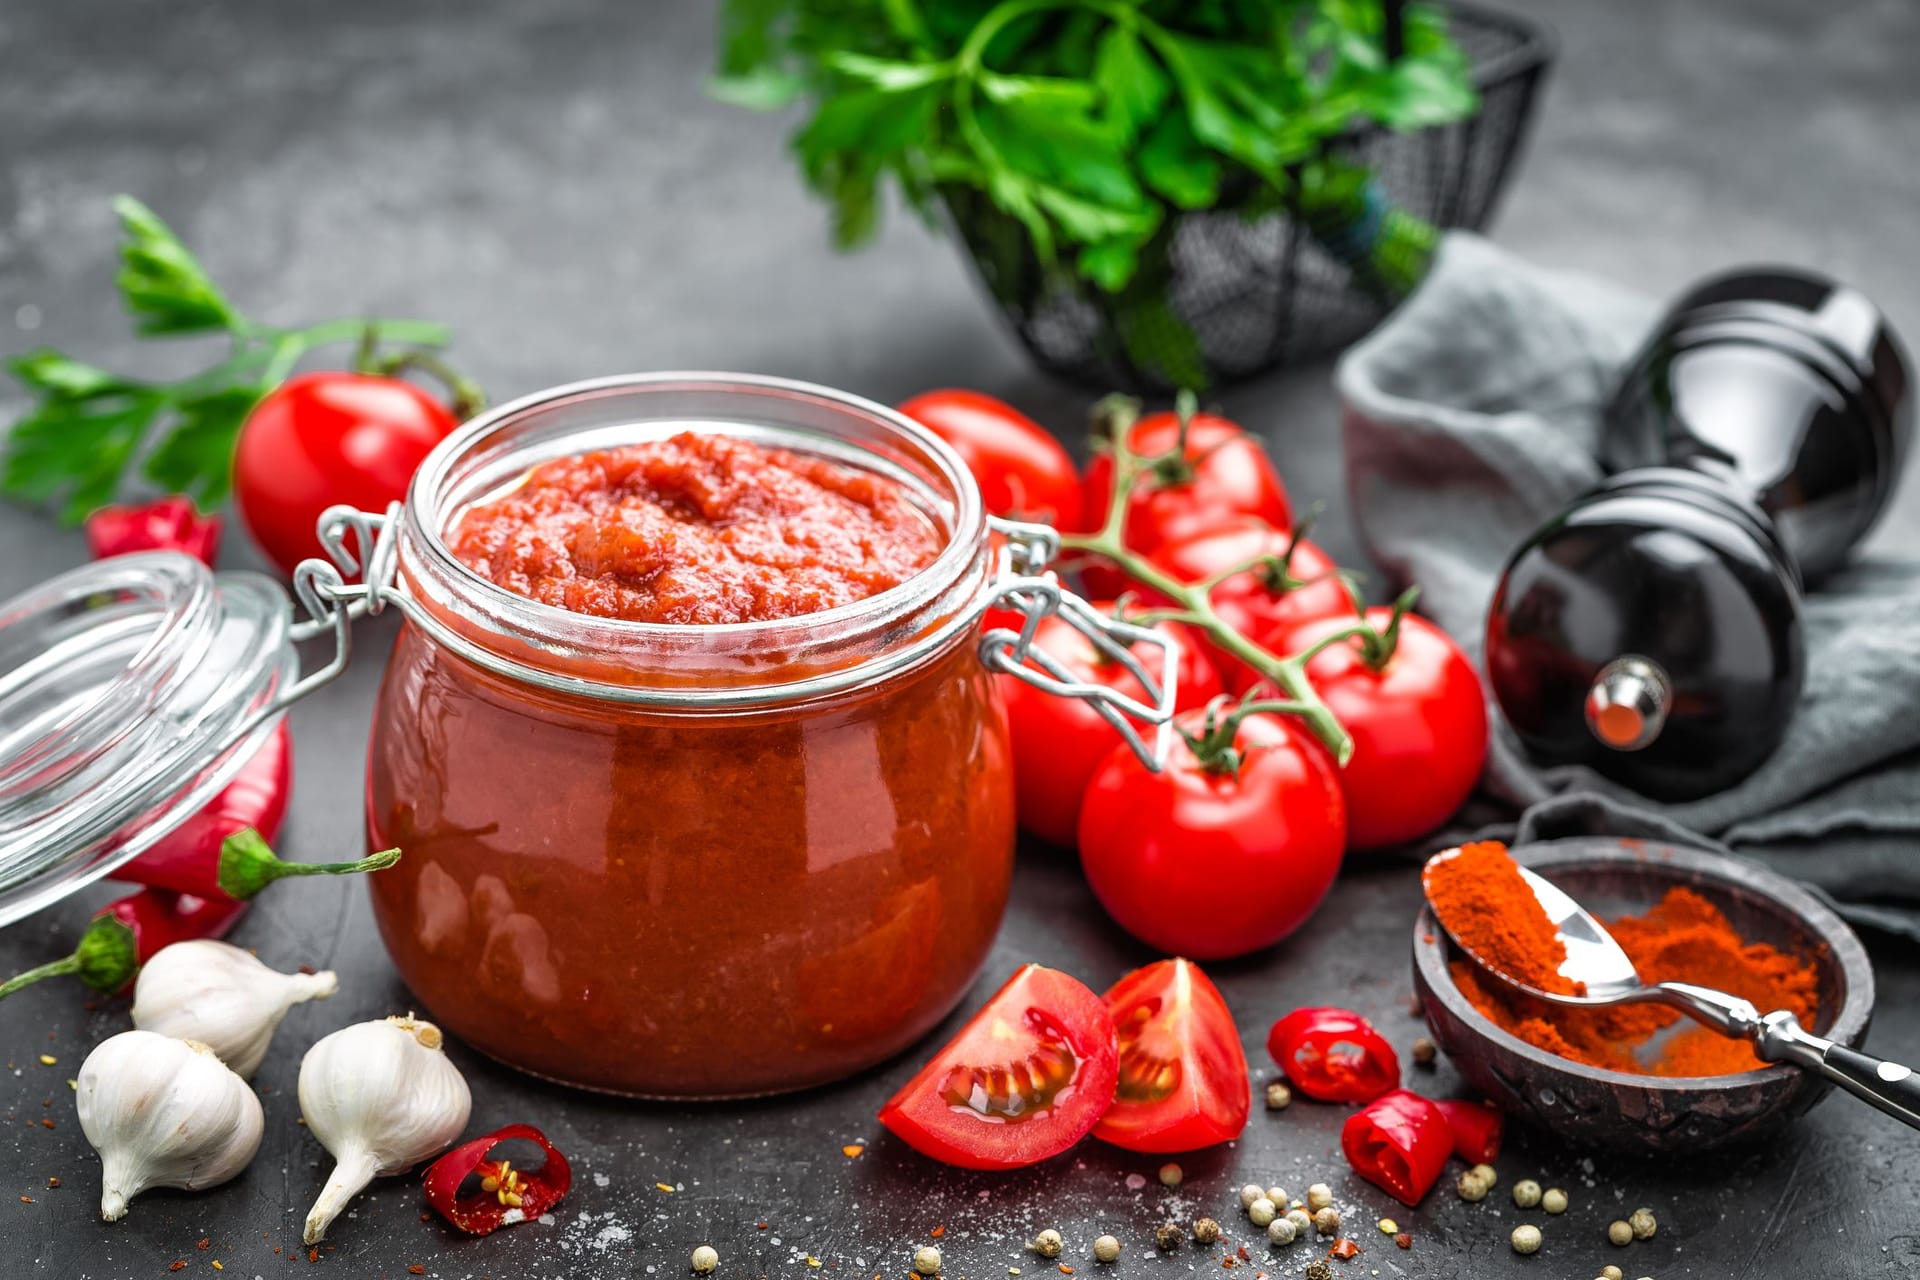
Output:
131,940,338,1079
76,1030,263,1221
299,1015,471,1244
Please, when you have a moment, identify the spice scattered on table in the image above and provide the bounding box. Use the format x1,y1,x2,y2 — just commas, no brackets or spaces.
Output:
1284,1209,1312,1237
1193,1217,1222,1245
1375,1219,1397,1235
842,1144,864,1158
1512,1179,1542,1209
1312,1207,1340,1237
37,1056,55,1067
1094,1235,1122,1263
1267,1218,1296,1247
1511,1224,1542,1255
1304,1260,1333,1280
1456,1169,1490,1202
1264,1082,1292,1111
1630,1207,1658,1239
691,1244,719,1274
1410,1037,1437,1067
1032,1229,1064,1259
1248,1198,1277,1228
1240,1184,1265,1209
1328,1239,1361,1260
1155,1223,1185,1251
1600,1267,1624,1280
1305,1184,1332,1212
913,1245,943,1275
1543,1187,1569,1214
1159,1162,1183,1187
1608,1221,1635,1246
1394,1232,1412,1250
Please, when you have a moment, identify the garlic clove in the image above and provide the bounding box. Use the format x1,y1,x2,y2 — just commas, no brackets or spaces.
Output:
298,1014,470,1244
77,1030,263,1220
132,940,338,1079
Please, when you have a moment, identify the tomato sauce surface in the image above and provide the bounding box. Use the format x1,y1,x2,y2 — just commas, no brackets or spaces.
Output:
447,432,942,624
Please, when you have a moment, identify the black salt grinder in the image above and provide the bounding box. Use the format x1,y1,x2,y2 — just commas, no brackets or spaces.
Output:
1484,267,1911,800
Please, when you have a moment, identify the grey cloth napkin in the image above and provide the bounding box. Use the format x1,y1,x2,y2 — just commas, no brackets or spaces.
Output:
1336,232,1920,941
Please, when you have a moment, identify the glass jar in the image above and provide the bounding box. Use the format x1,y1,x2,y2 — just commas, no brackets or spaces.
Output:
361,374,1169,1097
0,373,1173,1099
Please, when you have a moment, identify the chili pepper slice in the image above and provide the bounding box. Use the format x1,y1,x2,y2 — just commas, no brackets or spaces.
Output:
1340,1089,1452,1207
85,496,222,565
1433,1098,1504,1165
0,888,247,1001
423,1124,572,1235
1267,1007,1399,1103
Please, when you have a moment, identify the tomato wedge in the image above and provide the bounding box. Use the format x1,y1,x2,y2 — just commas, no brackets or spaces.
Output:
1093,959,1250,1153
878,964,1118,1170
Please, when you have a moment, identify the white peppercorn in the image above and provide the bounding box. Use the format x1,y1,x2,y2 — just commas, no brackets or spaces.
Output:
1510,1224,1542,1255
1158,1162,1183,1188
1629,1207,1657,1240
1093,1236,1122,1264
1543,1187,1569,1214
1512,1178,1543,1209
1305,1182,1333,1212
1247,1197,1277,1228
1267,1217,1297,1247
913,1245,943,1276
1031,1229,1064,1259
691,1246,719,1275
1312,1206,1340,1237
1608,1220,1634,1247
1238,1183,1265,1209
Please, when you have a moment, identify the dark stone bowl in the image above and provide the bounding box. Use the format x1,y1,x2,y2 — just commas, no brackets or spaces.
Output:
1412,837,1875,1153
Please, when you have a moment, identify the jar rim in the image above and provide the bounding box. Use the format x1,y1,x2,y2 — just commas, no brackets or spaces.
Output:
395,372,993,705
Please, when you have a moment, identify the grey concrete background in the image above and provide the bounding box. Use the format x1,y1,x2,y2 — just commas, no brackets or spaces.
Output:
1,1,1918,1277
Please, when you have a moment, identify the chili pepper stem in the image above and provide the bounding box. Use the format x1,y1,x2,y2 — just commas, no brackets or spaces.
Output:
216,829,403,902
1058,399,1362,764
0,914,137,1002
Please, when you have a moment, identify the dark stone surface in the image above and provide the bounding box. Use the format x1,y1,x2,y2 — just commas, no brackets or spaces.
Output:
2,1,1919,1276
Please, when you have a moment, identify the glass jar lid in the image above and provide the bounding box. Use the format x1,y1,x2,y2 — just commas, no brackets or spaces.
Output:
0,552,295,926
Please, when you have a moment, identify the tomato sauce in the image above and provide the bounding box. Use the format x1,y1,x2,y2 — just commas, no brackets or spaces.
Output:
367,431,1015,1097
446,433,942,625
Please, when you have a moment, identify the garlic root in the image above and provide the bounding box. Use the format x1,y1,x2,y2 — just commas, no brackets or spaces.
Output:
298,1015,470,1244
132,940,338,1078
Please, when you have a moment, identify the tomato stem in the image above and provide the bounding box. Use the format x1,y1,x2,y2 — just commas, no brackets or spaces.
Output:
1060,423,1363,766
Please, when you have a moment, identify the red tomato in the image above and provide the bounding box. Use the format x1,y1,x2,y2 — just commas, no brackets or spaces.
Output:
234,372,461,576
1147,522,1352,690
1081,409,1290,559
1000,603,1224,847
1272,609,1489,851
1076,710,1346,960
1094,959,1250,1153
899,390,1081,528
877,964,1118,1170
1267,1007,1400,1103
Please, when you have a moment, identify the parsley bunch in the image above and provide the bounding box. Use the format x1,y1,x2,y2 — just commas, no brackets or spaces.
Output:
712,0,1477,384
2,197,468,522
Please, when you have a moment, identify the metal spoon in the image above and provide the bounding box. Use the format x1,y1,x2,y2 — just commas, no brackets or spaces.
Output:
1422,848,1920,1129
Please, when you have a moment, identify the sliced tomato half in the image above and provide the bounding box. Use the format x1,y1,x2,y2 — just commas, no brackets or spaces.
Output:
1092,958,1250,1153
878,964,1118,1170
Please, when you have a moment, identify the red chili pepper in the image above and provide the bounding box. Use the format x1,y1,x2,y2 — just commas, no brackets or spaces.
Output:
423,1125,572,1235
0,888,246,1001
1433,1098,1504,1165
1267,1007,1400,1103
84,496,221,565
1340,1089,1453,1207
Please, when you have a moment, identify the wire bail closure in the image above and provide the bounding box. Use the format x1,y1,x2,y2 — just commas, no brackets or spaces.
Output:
977,516,1178,773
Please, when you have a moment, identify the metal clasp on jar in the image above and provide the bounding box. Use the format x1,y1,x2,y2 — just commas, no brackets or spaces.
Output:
976,516,1178,773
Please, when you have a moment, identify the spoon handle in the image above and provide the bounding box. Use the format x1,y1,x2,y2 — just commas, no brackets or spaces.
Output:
1648,983,1920,1128
1752,1010,1920,1130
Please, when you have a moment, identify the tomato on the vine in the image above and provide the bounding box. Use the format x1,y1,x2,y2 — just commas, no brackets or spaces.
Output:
1147,521,1352,690
999,603,1224,847
234,372,461,575
1077,709,1346,960
1093,959,1250,1153
1270,607,1488,851
877,964,1117,1170
1082,408,1290,557
899,390,1081,528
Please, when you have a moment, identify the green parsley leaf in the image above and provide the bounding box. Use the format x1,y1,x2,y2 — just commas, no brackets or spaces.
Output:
110,196,239,337
1138,111,1222,210
142,384,266,508
1092,25,1169,143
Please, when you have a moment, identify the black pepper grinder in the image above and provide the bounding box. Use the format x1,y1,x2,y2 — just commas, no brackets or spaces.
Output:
1484,267,1911,800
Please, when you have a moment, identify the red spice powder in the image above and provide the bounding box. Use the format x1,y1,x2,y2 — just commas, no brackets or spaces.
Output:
1442,846,1820,1076
1425,841,1584,996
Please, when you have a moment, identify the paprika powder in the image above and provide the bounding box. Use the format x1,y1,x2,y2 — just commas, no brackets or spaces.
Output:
1432,843,1821,1076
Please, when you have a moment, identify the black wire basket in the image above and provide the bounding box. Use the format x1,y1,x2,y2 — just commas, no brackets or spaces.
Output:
942,2,1556,393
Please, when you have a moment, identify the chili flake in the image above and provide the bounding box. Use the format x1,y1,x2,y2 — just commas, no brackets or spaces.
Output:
657,1182,676,1193
930,1226,945,1238
1059,1265,1074,1275
197,1238,211,1250
410,1269,427,1277
45,1178,58,1189
37,1055,55,1066
211,1265,224,1273
168,1263,186,1273
1393,1233,1411,1250
1329,1239,1361,1260
308,1248,319,1263
17,1196,31,1204
39,1119,53,1130
843,1144,865,1158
